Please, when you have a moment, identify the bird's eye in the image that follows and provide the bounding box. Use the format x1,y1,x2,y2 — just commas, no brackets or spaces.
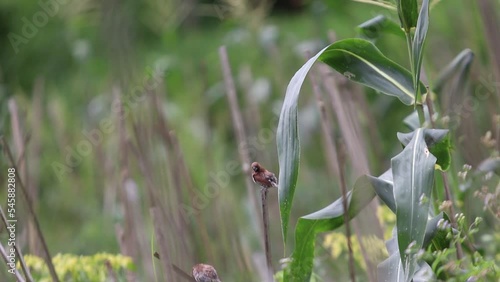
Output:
252,166,258,172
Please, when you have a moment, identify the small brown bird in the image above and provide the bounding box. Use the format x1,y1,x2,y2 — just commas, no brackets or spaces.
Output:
251,162,278,188
192,264,221,282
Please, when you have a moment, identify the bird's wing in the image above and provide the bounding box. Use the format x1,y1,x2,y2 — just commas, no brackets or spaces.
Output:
266,173,278,186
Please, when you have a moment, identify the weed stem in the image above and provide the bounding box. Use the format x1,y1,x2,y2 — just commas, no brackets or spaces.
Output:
261,187,274,281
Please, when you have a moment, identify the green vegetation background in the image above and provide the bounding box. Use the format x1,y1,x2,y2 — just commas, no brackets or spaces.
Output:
0,0,498,280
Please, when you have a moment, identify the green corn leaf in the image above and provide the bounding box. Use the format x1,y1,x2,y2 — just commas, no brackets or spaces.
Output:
397,129,451,171
391,128,436,281
277,39,424,245
286,176,376,281
357,15,405,40
319,39,423,105
397,0,418,32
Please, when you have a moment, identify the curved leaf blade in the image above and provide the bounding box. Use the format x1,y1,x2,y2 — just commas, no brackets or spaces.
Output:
319,39,422,105
433,49,474,94
391,128,436,281
412,0,430,97
287,176,376,281
357,15,405,40
277,43,329,244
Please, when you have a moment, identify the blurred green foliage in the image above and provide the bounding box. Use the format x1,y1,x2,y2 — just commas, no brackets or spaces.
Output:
20,253,134,281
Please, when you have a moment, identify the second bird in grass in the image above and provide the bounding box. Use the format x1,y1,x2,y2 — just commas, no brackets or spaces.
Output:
192,264,221,282
251,162,278,188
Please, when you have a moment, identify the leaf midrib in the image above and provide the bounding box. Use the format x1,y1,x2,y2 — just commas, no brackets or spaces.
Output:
330,48,415,101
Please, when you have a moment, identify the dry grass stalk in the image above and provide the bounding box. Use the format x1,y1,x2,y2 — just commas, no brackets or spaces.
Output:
0,242,25,282
112,88,143,281
317,41,381,280
0,204,33,281
28,77,44,257
219,46,264,249
1,138,60,282
150,207,175,281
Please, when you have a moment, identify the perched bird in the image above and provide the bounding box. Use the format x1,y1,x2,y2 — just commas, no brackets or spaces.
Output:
192,264,221,282
251,162,278,188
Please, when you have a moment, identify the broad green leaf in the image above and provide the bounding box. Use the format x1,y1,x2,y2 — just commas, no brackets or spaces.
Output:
397,129,451,170
277,43,319,244
412,0,430,98
397,0,418,32
286,176,376,281
379,219,438,282
319,39,423,105
369,172,449,250
392,128,436,281
433,49,474,94
357,15,405,40
277,39,423,244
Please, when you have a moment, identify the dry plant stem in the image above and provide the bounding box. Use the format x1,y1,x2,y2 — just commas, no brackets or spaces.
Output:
477,0,500,103
15,246,34,282
114,91,140,264
154,100,210,261
171,263,194,281
308,63,340,179
0,205,34,282
261,187,274,281
9,98,40,258
151,207,174,281
1,138,60,282
336,141,356,282
219,46,264,247
0,243,25,282
318,57,379,281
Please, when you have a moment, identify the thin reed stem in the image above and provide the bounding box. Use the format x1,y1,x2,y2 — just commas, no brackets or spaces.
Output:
261,187,274,281
1,138,60,282
337,140,356,282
